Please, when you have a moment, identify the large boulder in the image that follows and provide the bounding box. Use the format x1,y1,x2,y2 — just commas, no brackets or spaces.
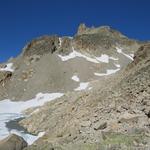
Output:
0,134,27,150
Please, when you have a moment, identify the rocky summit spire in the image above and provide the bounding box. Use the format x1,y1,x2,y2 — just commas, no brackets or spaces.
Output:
77,23,88,35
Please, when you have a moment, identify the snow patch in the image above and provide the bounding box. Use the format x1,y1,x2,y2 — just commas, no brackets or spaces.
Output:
74,82,89,91
88,87,93,90
10,130,45,145
58,37,62,48
0,63,14,72
116,47,134,61
96,54,109,63
0,92,63,144
130,54,134,58
109,56,119,61
94,68,120,76
71,75,80,82
114,63,121,68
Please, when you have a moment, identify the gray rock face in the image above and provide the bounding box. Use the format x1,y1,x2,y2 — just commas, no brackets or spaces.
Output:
0,134,27,150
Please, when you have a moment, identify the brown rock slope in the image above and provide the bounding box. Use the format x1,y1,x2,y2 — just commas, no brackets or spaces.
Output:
22,43,150,149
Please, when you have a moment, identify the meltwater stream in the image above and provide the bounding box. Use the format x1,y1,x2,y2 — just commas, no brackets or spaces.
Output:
0,92,64,145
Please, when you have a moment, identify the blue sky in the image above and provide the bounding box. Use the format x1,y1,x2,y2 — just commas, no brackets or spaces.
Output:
0,0,150,62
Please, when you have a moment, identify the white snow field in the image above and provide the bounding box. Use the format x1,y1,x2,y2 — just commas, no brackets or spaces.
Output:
0,92,64,145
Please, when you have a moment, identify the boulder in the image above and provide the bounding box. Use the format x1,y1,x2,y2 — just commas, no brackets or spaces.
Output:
0,134,27,150
0,71,12,84
94,121,107,130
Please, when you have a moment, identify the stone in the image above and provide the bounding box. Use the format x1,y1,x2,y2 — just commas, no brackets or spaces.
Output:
118,113,140,123
0,134,27,150
94,122,107,130
0,71,12,84
80,121,92,127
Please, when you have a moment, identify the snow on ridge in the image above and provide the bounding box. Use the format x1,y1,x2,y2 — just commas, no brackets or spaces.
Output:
71,75,80,82
116,47,134,61
58,47,119,64
74,82,89,91
68,36,73,39
94,68,120,76
0,63,14,72
58,49,99,63
58,37,62,48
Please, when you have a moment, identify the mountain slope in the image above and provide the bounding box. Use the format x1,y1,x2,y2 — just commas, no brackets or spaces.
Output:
21,43,150,149
0,24,149,150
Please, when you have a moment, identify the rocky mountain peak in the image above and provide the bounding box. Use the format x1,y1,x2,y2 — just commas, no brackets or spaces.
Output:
77,23,88,35
76,23,127,41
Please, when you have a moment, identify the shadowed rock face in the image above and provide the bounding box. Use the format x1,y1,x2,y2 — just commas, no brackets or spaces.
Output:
0,134,27,150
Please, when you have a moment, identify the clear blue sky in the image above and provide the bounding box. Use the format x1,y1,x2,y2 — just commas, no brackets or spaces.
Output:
0,0,150,62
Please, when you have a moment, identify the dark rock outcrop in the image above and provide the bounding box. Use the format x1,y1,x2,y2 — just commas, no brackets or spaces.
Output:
22,35,59,57
0,71,12,84
0,134,27,150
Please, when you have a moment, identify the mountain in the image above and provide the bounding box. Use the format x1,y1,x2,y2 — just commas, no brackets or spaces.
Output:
0,24,149,150
0,24,139,101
